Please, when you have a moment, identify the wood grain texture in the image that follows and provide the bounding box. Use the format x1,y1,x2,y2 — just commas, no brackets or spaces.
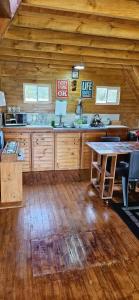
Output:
22,0,139,21
32,133,54,171
0,170,139,299
6,26,139,52
12,8,139,41
0,63,138,128
55,133,80,170
2,39,139,61
0,161,22,203
1,47,139,65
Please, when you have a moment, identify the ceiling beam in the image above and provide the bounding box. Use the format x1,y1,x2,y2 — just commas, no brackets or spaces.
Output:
22,0,139,22
0,57,130,70
5,26,139,52
2,39,139,61
12,10,139,41
0,48,139,65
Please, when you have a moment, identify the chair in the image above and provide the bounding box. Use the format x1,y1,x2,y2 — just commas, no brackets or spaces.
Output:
101,136,130,180
122,151,139,208
101,136,121,172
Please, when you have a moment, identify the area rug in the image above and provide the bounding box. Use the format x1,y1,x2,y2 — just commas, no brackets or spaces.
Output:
111,201,139,239
31,229,132,277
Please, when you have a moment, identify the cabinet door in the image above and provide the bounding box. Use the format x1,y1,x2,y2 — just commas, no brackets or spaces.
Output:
55,133,80,170
81,131,106,169
4,132,31,172
32,133,54,171
106,128,128,141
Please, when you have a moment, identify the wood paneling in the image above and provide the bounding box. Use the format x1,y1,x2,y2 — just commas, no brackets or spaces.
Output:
0,161,22,203
2,39,139,61
22,0,139,21
0,62,138,127
55,133,80,170
1,48,139,65
12,8,139,41
32,132,54,171
6,26,139,52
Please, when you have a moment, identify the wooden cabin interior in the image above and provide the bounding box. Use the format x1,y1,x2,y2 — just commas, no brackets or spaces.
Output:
0,1,139,299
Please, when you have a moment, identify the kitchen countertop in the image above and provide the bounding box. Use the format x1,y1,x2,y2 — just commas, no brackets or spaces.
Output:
1,125,129,132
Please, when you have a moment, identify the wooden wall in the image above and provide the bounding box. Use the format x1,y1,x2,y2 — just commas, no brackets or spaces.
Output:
0,60,138,128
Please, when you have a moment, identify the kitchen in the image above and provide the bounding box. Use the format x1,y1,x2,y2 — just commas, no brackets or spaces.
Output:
0,1,139,300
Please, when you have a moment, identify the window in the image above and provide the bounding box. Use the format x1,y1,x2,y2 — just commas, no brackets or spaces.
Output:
96,86,120,105
23,83,51,103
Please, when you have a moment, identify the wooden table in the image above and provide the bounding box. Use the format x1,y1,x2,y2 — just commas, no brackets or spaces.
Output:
86,141,139,200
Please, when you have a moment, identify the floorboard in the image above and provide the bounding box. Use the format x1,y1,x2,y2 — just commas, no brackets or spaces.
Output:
0,170,139,300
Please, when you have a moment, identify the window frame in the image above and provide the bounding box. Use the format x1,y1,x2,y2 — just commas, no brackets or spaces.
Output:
95,86,120,105
23,83,52,103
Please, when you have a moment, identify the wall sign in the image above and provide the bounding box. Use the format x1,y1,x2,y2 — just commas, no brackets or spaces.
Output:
71,80,77,91
56,80,68,98
72,69,79,79
81,80,93,98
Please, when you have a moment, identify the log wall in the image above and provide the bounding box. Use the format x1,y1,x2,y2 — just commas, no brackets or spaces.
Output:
0,61,138,128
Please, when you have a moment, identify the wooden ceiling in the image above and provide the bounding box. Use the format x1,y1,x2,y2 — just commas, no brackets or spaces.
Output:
1,0,139,70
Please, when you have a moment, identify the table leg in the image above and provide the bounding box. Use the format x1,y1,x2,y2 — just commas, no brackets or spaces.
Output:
100,155,107,199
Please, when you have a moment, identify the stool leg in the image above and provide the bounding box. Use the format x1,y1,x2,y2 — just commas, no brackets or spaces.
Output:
122,176,128,208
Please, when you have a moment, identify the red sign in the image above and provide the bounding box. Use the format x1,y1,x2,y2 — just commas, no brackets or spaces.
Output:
56,80,68,98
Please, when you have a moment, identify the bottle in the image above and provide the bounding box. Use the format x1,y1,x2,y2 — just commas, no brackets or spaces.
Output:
75,98,83,116
51,120,55,127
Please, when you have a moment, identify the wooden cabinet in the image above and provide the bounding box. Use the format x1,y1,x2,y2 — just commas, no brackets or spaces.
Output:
3,127,129,172
106,128,128,141
81,131,106,169
4,132,31,172
32,133,54,171
55,133,80,170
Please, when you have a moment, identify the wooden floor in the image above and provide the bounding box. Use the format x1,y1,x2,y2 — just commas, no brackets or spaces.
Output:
0,170,139,300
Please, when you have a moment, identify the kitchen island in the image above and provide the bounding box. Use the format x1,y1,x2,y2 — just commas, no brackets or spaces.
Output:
2,125,129,172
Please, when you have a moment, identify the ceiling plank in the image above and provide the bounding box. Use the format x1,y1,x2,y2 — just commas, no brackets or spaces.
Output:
0,56,130,70
5,26,139,52
0,48,139,65
12,10,139,41
2,39,139,61
22,0,139,22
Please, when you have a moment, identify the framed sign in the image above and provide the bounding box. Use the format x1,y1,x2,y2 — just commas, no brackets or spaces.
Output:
72,69,79,79
81,80,93,98
56,80,68,98
71,80,77,91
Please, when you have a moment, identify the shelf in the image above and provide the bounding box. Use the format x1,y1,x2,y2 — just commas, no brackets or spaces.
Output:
91,178,114,199
92,161,114,179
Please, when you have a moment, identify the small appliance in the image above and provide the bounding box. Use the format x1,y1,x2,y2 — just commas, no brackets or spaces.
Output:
4,113,27,126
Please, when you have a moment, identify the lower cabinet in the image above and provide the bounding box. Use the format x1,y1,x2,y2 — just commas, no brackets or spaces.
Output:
4,132,31,172
81,131,106,169
55,133,80,170
32,133,54,171
3,127,129,172
107,128,128,141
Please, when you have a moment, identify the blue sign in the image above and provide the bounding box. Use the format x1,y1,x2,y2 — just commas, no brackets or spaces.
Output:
81,80,93,98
